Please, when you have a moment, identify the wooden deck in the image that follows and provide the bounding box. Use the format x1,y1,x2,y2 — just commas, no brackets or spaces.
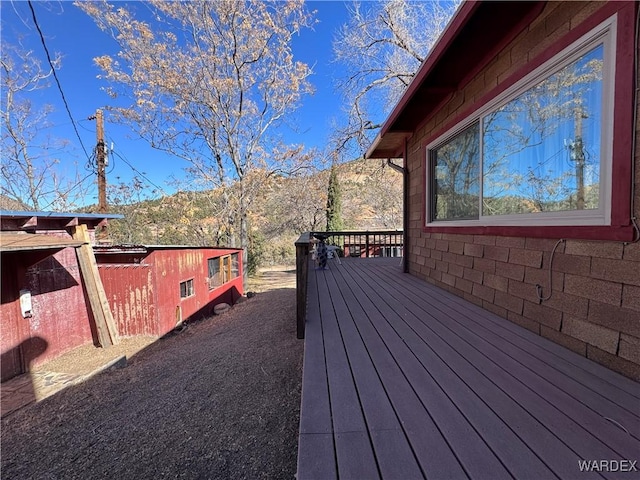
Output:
297,257,640,480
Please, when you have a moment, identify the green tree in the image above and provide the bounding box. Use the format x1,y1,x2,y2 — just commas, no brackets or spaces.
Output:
326,165,344,232
247,228,266,277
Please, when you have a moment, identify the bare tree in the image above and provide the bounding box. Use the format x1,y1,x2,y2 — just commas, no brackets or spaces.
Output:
333,0,462,157
1,40,89,211
77,0,315,283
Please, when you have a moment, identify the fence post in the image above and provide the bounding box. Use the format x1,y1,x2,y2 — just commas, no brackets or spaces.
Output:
295,233,310,339
366,232,370,258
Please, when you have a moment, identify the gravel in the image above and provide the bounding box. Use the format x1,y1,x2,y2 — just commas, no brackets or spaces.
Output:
1,280,303,480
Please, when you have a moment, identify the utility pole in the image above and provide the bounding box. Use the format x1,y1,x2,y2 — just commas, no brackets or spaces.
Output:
89,109,108,213
571,107,586,210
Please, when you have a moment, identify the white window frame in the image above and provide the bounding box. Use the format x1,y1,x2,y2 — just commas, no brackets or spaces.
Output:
426,15,617,227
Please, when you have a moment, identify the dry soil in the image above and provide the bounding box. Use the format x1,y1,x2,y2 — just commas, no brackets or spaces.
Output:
1,266,302,479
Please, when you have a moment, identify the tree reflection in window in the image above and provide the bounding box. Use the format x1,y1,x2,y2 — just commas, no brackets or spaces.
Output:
432,123,480,221
482,45,603,215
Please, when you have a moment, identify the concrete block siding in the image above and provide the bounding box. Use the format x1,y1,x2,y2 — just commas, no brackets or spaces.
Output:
404,1,639,379
407,233,640,379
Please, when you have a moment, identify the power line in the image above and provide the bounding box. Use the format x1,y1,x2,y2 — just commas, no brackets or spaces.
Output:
27,0,91,160
108,141,169,197
39,172,96,211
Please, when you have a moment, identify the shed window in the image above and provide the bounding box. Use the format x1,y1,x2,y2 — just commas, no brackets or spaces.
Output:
180,279,194,298
208,253,240,290
427,17,614,227
208,257,222,289
230,253,240,279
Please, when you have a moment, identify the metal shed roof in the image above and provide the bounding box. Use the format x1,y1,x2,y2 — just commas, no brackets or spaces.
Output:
93,244,242,254
0,210,124,232
0,210,123,220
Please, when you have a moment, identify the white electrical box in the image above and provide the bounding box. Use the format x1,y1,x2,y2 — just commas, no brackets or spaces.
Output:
19,289,32,318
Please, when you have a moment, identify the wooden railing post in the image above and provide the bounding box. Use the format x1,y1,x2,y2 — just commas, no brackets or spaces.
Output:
365,232,370,258
295,233,310,339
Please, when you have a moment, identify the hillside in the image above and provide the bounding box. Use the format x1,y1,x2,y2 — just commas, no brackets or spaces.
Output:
103,159,403,268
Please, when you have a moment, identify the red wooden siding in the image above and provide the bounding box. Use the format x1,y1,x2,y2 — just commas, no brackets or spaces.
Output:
1,212,120,382
96,247,243,338
25,248,94,360
1,257,28,381
1,243,94,381
98,264,156,336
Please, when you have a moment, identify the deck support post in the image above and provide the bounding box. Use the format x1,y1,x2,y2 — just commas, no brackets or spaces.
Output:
295,233,310,339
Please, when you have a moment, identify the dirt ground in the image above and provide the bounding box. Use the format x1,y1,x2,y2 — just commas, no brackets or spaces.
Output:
25,265,298,377
1,266,302,479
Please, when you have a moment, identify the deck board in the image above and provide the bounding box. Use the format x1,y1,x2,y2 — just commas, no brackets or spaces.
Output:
333,262,469,479
362,261,640,418
324,268,424,479
355,262,640,464
297,266,336,480
367,263,640,444
357,263,640,439
372,261,640,400
343,261,630,478
297,258,640,480
341,264,568,475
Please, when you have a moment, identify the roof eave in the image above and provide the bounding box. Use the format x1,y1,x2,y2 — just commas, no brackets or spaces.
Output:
365,131,412,159
376,1,480,141
366,1,546,159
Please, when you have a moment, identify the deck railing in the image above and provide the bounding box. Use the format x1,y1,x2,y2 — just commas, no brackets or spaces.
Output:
295,230,403,339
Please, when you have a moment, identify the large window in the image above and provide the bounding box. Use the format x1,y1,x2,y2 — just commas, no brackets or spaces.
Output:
208,253,240,290
427,18,615,227
208,257,221,289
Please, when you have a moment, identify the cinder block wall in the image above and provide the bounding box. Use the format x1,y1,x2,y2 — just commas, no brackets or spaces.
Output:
406,1,640,380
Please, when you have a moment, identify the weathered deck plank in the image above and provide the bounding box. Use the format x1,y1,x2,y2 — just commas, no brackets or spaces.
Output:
297,258,640,480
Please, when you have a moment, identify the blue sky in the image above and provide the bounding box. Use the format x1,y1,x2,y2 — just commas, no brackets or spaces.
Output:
1,1,351,206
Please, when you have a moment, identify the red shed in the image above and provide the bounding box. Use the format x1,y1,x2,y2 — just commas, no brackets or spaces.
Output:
94,245,243,337
0,210,121,381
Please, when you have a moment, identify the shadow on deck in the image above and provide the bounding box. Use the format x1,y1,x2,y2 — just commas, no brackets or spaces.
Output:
297,257,640,480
